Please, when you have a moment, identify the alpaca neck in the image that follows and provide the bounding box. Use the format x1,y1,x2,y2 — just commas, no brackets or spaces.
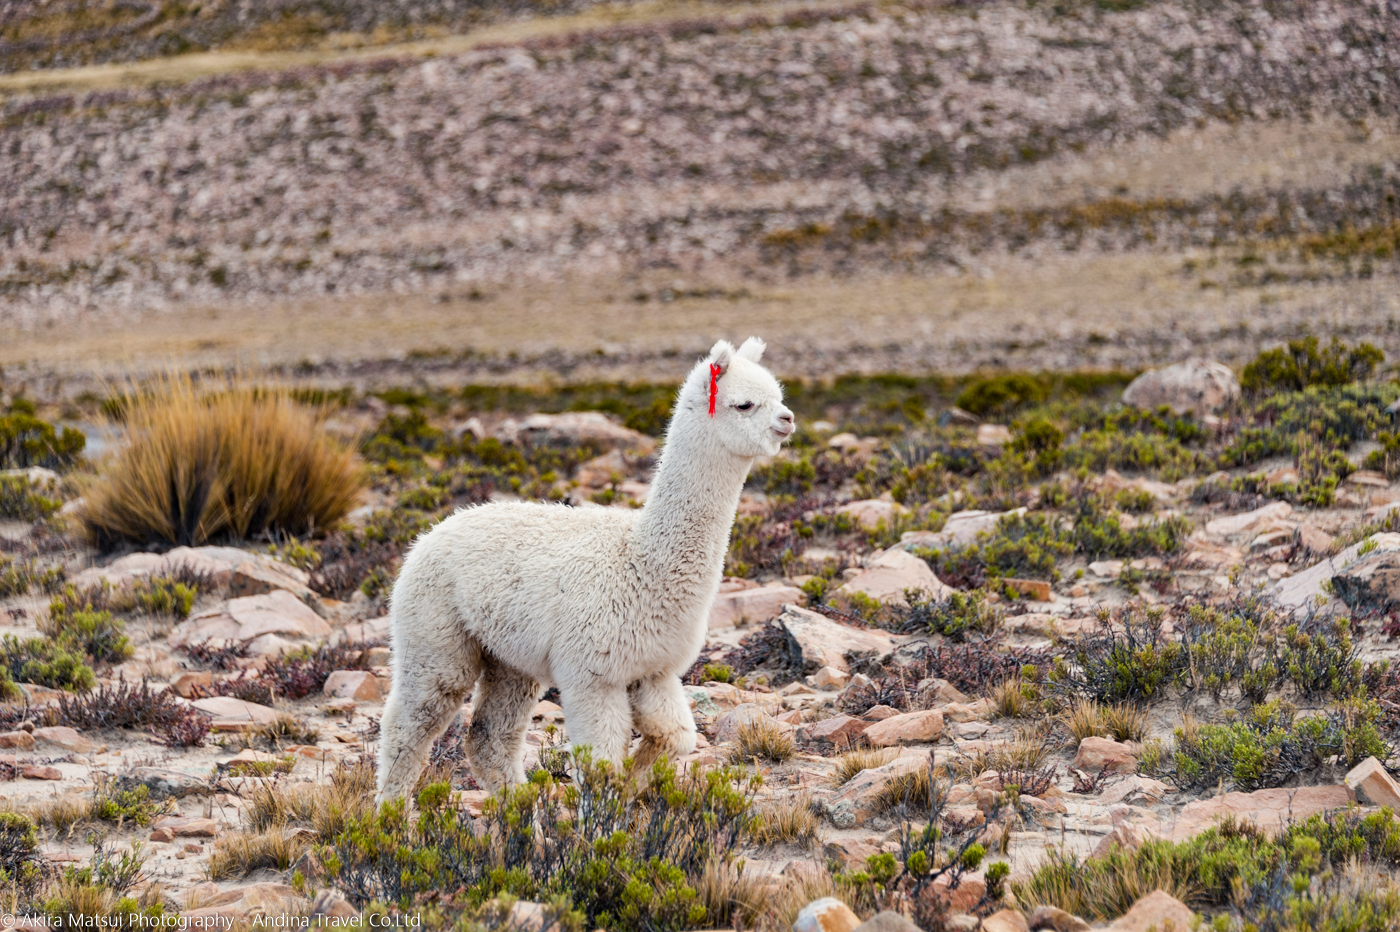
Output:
631,418,750,594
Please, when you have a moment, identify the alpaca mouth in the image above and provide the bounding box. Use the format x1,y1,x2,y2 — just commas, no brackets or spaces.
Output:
772,426,794,439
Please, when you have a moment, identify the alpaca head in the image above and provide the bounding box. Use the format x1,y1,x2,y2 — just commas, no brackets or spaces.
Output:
681,337,794,458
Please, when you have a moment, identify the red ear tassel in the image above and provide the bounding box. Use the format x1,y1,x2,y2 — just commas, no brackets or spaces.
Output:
708,362,722,417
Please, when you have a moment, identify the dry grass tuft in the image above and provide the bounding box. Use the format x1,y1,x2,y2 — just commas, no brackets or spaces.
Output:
751,793,819,848
989,678,1038,719
827,747,899,787
732,719,795,764
207,827,310,880
952,730,1054,781
873,767,935,814
246,759,375,841
80,373,363,548
1064,699,1148,743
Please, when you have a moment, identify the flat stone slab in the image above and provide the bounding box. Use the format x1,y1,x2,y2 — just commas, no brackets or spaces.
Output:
1169,785,1354,841
190,696,280,725
171,589,330,648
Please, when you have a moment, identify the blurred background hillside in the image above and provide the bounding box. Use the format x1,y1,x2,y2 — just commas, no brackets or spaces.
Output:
2,0,1399,394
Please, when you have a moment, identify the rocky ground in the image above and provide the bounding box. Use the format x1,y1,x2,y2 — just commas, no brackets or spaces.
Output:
2,351,1400,928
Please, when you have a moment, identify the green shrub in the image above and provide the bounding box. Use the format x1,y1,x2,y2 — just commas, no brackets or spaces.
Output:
919,512,1073,587
1366,430,1400,480
44,590,133,666
956,374,1049,418
1070,495,1191,560
0,409,85,470
0,556,64,598
1241,336,1385,394
897,589,1001,640
0,635,95,692
0,475,61,521
1052,607,1183,703
322,753,757,928
0,811,42,892
1167,699,1389,792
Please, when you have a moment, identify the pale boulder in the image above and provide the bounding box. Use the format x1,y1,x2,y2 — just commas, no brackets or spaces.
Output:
864,709,944,747
323,671,383,702
777,605,900,673
1107,891,1194,932
838,499,905,531
1205,501,1293,537
793,898,861,932
1169,785,1354,841
837,548,952,606
708,585,805,629
1073,737,1138,774
1122,359,1240,416
1345,757,1400,809
981,909,1029,932
170,590,330,648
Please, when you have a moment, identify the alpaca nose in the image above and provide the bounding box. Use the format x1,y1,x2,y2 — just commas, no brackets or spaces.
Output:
775,409,795,436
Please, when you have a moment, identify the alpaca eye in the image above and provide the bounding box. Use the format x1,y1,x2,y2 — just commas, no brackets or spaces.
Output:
735,402,754,411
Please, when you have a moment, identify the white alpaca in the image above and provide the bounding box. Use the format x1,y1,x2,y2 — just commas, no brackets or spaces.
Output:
376,337,794,802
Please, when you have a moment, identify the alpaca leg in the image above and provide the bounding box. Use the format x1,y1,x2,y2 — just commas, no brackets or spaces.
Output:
465,661,541,790
376,631,479,804
629,674,698,776
558,679,632,771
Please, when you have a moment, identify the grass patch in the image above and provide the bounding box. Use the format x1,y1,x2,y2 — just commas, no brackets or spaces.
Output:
80,374,363,548
732,719,795,764
828,747,899,787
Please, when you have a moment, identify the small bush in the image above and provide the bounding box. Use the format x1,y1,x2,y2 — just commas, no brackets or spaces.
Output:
1241,336,1385,394
208,827,309,880
81,374,364,548
0,409,85,470
0,556,64,598
43,590,133,666
1053,607,1184,703
920,512,1074,587
261,643,375,701
1167,699,1390,792
751,794,819,847
57,678,210,747
956,374,1049,418
0,635,95,692
0,811,42,892
0,475,62,521
323,753,758,928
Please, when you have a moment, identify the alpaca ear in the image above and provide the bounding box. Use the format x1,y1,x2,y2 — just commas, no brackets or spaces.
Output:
736,337,766,362
708,340,736,374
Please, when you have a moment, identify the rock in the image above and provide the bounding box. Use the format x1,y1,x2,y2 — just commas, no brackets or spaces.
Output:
0,731,35,751
31,726,91,753
1345,757,1400,809
714,704,790,744
1028,905,1091,932
151,816,219,838
776,605,900,674
170,590,330,648
1121,359,1240,416
854,912,922,932
575,449,630,489
837,548,952,606
709,585,805,629
804,714,870,747
190,696,280,728
1205,501,1294,537
1266,466,1299,486
982,909,1030,932
22,765,60,780
1098,776,1170,807
1091,822,1166,858
170,672,213,698
812,666,850,690
897,508,1027,551
1296,524,1334,553
864,709,944,747
115,768,213,800
793,897,862,932
941,699,994,723
1107,891,1195,932
931,874,986,912
496,412,655,453
977,424,1012,447
838,499,906,531
1073,737,1138,774
1170,785,1354,841
1003,578,1052,601
335,615,391,646
1272,533,1400,616
826,755,929,828
181,882,305,921
1332,549,1400,613
864,705,900,721
323,670,383,702
149,827,175,843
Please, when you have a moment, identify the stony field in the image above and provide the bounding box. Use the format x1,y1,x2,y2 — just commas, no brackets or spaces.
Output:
2,0,1400,384
1,343,1400,929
